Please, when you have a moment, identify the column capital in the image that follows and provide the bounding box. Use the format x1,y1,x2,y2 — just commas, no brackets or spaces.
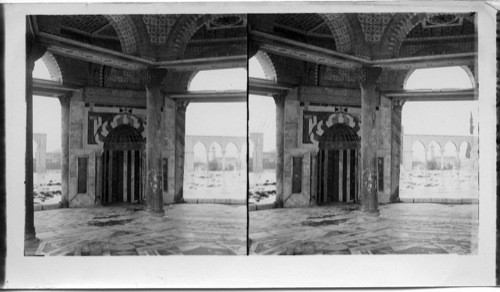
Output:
176,100,189,112
26,34,47,70
140,68,167,88
58,94,72,106
272,90,287,105
354,66,382,85
392,99,406,108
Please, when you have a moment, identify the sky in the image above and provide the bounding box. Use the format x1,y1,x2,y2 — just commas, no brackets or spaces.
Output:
33,59,478,154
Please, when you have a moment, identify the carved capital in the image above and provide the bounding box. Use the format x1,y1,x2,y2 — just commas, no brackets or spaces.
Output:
272,90,287,106
176,100,189,112
392,99,406,108
58,94,72,107
354,66,382,85
140,68,167,88
26,34,47,71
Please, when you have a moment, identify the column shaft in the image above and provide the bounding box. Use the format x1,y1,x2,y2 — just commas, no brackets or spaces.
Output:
25,35,45,241
145,84,164,213
360,82,379,213
274,93,285,207
174,101,188,203
59,96,70,207
25,60,36,240
355,67,382,215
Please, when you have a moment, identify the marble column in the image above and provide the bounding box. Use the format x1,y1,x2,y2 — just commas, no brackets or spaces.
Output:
355,67,382,215
440,149,445,170
390,100,404,203
25,35,46,241
273,92,286,207
141,69,167,213
174,101,189,203
59,95,71,208
221,150,226,171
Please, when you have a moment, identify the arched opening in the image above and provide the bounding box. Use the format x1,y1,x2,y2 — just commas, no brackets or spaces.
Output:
208,142,223,171
426,141,442,170
224,142,239,171
248,55,277,204
183,68,247,202
316,123,360,204
101,124,145,205
404,66,474,90
411,141,426,167
32,60,63,205
193,142,208,171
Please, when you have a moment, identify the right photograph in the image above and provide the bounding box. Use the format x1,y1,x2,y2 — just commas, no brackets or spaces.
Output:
248,13,479,255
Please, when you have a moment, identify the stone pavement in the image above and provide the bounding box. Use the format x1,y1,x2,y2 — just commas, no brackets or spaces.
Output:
249,203,478,255
26,203,247,256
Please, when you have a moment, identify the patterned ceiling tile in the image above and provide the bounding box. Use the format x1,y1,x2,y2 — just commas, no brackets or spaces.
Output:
274,14,325,32
97,25,118,37
357,13,394,43
61,15,109,34
142,15,178,45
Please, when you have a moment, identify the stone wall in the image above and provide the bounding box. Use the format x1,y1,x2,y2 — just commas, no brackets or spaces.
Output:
281,87,396,207
67,88,176,207
68,89,97,208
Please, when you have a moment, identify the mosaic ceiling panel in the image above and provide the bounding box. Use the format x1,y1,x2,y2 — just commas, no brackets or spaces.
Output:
406,18,475,39
61,15,109,34
274,14,325,33
357,13,394,44
142,15,179,45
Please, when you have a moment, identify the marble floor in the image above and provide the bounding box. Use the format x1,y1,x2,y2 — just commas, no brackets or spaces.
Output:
26,203,247,256
249,203,478,255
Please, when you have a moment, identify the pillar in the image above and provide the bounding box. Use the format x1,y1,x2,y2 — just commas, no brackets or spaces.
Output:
355,67,382,215
25,34,46,240
273,92,286,207
59,95,71,208
174,101,188,203
141,69,167,213
440,149,445,170
221,150,226,171
390,100,404,203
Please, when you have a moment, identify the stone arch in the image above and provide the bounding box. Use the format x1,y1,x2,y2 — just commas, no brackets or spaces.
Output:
411,140,426,163
105,15,141,55
40,52,63,83
403,66,475,90
309,111,360,145
225,141,239,153
380,13,429,58
444,141,458,153
459,141,472,159
166,14,246,60
253,51,277,82
319,13,354,53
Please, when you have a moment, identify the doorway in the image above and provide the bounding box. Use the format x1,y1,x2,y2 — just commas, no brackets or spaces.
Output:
316,123,360,204
101,124,145,204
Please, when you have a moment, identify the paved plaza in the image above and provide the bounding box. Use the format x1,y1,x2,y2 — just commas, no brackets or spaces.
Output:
249,203,478,255
26,204,247,256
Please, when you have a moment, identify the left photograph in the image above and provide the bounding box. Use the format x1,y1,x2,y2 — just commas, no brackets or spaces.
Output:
25,14,248,256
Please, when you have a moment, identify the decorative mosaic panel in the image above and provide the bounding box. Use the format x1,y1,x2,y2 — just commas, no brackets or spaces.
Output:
357,13,394,44
399,40,475,57
107,15,137,54
319,66,357,87
406,18,474,39
303,110,360,145
321,14,351,52
274,14,325,32
105,67,142,85
61,15,109,34
88,111,146,146
142,15,178,45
